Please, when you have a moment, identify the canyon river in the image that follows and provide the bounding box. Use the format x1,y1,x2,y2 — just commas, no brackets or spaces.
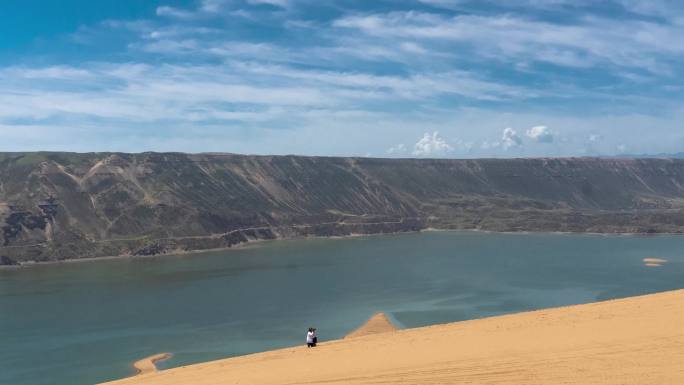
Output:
1,231,683,385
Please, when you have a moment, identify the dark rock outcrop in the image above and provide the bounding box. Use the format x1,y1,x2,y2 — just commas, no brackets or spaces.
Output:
0,256,18,265
1,152,684,263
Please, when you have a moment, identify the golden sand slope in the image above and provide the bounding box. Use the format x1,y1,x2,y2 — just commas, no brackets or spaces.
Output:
344,312,397,339
103,290,684,385
131,353,171,376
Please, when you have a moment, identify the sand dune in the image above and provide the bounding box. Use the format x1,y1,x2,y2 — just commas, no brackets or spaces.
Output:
103,289,684,385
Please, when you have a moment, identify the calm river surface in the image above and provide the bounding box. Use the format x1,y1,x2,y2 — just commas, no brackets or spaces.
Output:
1,231,684,385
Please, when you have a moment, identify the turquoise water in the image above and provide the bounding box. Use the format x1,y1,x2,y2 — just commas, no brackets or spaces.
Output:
1,231,684,385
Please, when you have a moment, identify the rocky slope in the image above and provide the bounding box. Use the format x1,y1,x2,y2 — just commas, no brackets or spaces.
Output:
2,152,684,263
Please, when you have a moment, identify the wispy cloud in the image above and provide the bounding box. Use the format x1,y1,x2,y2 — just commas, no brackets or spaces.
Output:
1,0,684,156
247,0,289,8
156,0,230,19
156,6,198,19
333,11,684,74
386,143,406,155
0,57,545,132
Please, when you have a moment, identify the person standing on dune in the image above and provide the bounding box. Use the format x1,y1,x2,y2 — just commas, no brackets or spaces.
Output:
306,328,315,348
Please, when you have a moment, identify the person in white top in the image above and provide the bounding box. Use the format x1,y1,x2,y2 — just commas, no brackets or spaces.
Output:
306,327,316,348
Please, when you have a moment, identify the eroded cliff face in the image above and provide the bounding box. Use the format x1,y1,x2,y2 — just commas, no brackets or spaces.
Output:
1,153,684,263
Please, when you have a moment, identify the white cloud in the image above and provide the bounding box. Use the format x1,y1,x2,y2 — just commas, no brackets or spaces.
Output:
226,62,535,101
156,6,197,19
0,63,351,125
399,41,428,54
0,66,94,80
482,128,524,151
413,131,453,156
525,125,554,143
386,143,406,154
155,0,228,19
501,127,522,149
417,0,465,10
333,11,684,74
200,0,228,13
3,0,684,157
247,0,289,7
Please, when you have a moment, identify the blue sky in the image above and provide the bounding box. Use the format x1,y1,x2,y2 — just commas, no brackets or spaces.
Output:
1,0,683,157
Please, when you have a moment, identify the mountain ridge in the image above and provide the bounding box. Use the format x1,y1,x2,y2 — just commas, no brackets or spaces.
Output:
2,152,684,264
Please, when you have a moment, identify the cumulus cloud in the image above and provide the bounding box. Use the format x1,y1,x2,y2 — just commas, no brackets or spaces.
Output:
525,125,554,143
501,127,522,149
413,131,453,156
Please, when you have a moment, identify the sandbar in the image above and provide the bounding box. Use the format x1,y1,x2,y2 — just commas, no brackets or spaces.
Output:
643,257,668,266
132,353,171,376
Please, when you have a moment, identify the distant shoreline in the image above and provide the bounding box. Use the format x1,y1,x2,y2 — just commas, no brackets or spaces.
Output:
1,227,680,269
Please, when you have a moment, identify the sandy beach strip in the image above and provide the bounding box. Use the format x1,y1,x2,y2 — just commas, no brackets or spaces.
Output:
102,289,684,385
131,353,171,376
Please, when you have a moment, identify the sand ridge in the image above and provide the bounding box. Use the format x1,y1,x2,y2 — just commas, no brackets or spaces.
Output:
132,353,171,376
102,289,684,385
344,312,398,339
